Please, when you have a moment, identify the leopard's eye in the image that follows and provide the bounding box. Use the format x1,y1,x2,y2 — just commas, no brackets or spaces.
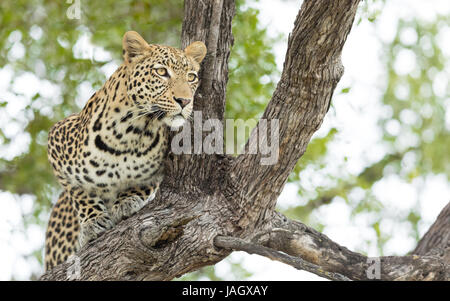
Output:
155,67,169,77
187,73,198,82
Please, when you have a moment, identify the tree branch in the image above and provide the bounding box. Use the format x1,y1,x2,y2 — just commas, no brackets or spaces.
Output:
413,201,450,264
169,0,235,189
230,0,361,229
40,194,231,280
258,211,449,280
214,235,351,281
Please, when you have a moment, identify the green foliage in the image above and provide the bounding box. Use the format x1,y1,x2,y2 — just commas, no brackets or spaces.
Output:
226,1,279,121
357,0,386,24
224,0,280,152
380,16,450,178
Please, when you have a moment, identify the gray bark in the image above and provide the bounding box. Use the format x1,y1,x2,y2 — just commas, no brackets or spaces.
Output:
40,0,449,281
413,202,450,264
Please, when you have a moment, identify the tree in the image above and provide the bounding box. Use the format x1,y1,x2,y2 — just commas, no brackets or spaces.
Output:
39,0,449,281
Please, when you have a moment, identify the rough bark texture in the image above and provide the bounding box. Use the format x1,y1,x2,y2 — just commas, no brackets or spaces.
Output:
40,0,449,281
413,202,450,264
252,211,449,280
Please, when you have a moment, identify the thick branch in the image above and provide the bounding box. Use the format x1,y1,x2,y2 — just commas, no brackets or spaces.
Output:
258,211,449,281
40,190,232,280
168,0,235,189
181,0,231,121
40,197,449,281
230,0,361,229
214,235,351,281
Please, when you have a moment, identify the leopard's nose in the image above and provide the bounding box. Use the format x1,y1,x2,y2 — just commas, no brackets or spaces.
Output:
174,97,191,108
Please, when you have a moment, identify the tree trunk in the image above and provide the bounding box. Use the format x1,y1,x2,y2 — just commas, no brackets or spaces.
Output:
40,0,449,281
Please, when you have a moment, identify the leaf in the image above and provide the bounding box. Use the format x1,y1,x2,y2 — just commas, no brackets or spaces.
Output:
341,87,351,94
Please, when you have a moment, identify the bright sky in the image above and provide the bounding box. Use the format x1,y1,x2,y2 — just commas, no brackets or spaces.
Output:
0,0,449,280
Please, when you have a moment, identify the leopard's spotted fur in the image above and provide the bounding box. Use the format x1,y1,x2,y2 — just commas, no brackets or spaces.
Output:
44,31,206,271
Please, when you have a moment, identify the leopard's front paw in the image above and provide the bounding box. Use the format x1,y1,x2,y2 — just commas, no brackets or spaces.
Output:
79,213,115,247
110,195,146,224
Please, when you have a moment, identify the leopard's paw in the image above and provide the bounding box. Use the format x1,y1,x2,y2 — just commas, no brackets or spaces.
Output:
110,195,145,224
79,213,115,247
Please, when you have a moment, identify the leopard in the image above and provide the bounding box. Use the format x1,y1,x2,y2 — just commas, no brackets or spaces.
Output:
44,31,207,271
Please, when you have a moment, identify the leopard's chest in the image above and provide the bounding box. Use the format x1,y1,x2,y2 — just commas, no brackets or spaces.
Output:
67,120,168,199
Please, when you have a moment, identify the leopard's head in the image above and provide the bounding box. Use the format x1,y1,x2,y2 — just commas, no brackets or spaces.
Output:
122,31,206,128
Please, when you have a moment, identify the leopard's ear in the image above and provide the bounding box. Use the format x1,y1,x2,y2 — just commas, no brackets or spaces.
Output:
184,41,207,64
122,31,150,64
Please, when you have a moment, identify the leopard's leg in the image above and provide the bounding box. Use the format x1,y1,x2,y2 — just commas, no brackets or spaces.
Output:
69,186,115,248
44,190,80,271
109,183,159,224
